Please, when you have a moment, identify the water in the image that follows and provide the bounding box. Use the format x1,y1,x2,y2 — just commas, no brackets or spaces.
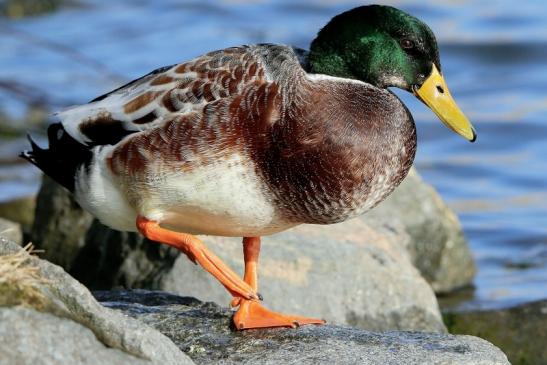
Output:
0,0,545,310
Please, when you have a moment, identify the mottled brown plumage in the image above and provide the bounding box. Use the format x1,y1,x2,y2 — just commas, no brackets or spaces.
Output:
93,45,416,229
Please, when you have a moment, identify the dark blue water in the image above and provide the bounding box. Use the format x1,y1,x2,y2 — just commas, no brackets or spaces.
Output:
0,0,545,310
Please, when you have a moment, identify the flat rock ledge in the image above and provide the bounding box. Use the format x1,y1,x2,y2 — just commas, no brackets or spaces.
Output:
96,290,510,365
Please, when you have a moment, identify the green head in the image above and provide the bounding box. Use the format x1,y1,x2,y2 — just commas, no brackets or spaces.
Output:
309,5,439,90
309,5,476,141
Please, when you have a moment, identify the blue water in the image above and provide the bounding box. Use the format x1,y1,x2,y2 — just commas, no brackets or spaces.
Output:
0,0,545,310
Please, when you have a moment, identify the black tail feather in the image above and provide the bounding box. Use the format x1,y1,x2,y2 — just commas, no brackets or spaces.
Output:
20,123,93,192
19,135,39,165
27,133,42,154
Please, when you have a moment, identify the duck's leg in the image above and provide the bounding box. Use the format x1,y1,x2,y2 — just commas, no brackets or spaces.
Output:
232,236,325,330
136,216,258,300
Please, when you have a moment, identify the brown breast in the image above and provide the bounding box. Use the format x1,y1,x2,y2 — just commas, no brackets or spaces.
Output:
247,76,417,225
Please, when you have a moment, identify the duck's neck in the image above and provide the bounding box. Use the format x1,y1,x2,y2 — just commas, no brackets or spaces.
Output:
307,32,407,89
307,47,356,81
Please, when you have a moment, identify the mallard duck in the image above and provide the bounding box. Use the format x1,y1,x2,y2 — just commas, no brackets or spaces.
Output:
22,5,475,330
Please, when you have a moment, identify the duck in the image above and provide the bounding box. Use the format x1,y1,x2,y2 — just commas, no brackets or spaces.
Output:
21,5,476,330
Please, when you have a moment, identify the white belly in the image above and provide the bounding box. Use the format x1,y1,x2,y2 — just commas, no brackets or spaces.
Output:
77,149,293,236
143,153,293,236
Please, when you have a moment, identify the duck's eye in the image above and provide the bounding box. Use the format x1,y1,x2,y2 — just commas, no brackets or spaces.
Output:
400,39,414,49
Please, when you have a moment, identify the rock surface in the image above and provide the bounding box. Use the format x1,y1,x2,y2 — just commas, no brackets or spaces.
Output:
0,237,193,365
444,300,547,365
31,175,95,271
366,169,475,293
96,289,510,365
0,307,150,365
0,217,22,245
69,219,179,290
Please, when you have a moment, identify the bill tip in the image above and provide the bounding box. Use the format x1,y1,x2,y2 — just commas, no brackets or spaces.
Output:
469,128,477,143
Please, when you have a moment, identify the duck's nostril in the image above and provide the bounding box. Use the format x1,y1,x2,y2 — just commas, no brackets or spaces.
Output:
436,85,444,94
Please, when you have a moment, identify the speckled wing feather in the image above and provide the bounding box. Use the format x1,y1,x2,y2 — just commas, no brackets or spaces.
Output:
57,46,271,146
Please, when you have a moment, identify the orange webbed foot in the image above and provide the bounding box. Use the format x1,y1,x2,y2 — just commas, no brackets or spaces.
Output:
233,299,325,330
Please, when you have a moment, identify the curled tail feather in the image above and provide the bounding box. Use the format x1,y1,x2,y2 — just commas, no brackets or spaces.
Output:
20,123,92,192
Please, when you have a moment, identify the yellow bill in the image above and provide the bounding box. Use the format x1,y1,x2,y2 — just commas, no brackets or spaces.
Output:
414,64,476,142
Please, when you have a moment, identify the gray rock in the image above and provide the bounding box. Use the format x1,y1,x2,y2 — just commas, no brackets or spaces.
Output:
444,299,547,365
96,289,510,365
0,238,194,365
31,175,94,271
0,217,22,245
70,219,179,290
0,307,150,365
366,169,475,293
161,221,446,332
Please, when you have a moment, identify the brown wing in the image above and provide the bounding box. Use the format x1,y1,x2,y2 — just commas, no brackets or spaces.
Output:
106,80,282,179
57,46,268,146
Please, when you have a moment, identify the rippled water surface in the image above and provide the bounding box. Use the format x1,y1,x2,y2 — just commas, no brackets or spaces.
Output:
0,0,545,310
